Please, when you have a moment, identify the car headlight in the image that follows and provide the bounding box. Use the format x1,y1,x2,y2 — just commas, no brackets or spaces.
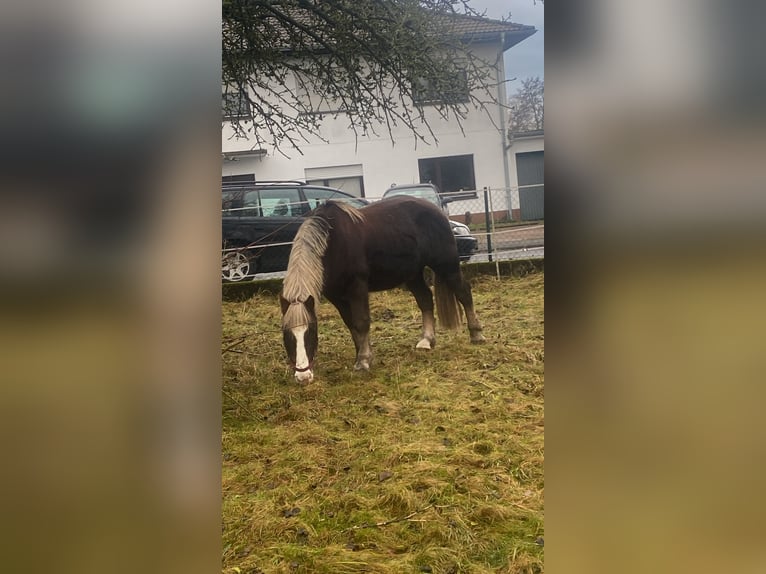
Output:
452,224,470,236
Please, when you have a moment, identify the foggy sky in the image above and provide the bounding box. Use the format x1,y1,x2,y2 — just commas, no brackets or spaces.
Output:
469,0,544,86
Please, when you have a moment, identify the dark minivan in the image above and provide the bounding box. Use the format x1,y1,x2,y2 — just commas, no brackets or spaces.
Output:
382,183,478,261
222,181,367,281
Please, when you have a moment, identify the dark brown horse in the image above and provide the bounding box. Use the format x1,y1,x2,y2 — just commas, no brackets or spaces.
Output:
279,196,484,383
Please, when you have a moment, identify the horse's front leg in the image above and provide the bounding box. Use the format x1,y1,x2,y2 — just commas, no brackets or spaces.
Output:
349,293,372,371
333,290,373,371
353,333,372,371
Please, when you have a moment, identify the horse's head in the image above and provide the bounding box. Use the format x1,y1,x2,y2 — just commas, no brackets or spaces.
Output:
279,294,318,383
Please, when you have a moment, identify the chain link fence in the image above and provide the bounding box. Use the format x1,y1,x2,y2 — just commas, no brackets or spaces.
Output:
221,186,543,282
436,186,544,265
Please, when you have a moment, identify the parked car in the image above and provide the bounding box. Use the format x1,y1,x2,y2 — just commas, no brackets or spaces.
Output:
381,183,478,261
222,181,368,281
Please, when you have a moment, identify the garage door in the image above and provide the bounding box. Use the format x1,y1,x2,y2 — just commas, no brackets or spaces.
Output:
516,151,544,221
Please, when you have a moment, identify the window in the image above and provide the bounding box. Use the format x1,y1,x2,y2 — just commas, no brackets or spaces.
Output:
412,71,470,106
222,174,255,188
305,165,365,197
222,89,251,120
303,188,340,210
258,188,302,218
382,186,441,208
418,155,476,193
222,190,243,215
305,177,365,198
303,188,368,210
241,190,261,217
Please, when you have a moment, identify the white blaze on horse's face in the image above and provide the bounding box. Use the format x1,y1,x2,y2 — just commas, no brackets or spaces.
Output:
281,295,318,383
291,325,314,383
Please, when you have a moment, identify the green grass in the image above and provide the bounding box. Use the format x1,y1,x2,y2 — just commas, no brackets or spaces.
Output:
222,272,544,574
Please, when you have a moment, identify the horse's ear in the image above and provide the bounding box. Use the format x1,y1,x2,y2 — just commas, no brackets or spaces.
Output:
279,294,290,315
304,295,315,312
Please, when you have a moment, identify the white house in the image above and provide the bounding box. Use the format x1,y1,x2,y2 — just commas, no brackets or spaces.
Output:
222,13,536,220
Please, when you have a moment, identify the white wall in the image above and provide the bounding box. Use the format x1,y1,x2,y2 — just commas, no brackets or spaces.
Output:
222,43,512,203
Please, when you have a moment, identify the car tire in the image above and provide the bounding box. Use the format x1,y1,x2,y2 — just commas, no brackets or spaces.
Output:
222,251,252,282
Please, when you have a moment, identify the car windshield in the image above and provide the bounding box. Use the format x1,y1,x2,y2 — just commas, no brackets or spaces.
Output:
383,186,440,207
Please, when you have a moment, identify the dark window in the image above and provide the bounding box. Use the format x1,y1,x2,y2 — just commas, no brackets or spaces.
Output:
303,188,339,210
222,174,255,187
222,90,252,120
303,187,367,210
241,189,261,217
258,188,302,217
413,71,469,106
222,190,243,215
418,155,476,193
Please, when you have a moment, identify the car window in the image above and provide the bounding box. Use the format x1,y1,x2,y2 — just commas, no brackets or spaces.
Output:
303,188,336,210
344,197,369,209
222,190,243,215
241,190,262,217
302,187,365,210
259,187,302,217
384,187,441,207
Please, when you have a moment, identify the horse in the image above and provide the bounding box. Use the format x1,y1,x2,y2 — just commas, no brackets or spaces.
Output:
279,196,485,383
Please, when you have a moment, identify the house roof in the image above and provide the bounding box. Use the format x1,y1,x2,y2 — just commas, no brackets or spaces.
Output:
511,129,544,139
227,7,536,54
439,13,536,51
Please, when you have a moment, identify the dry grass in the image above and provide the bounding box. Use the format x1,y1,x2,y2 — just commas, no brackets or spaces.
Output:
222,272,544,574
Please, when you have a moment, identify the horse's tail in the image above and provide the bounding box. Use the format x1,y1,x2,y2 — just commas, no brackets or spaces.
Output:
434,274,462,330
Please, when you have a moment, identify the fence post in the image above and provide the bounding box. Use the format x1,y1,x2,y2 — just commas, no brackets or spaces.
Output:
487,187,500,280
483,186,493,262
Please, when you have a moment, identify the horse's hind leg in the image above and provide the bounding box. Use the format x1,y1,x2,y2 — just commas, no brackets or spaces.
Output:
442,269,486,344
406,274,436,350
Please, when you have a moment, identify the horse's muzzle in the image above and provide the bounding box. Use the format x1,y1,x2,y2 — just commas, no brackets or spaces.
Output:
293,362,314,383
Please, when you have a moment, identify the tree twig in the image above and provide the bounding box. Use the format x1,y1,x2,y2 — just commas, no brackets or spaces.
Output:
342,503,451,533
222,335,247,353
222,388,263,421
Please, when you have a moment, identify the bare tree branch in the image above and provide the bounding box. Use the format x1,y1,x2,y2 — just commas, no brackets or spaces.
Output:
222,0,523,153
508,76,544,134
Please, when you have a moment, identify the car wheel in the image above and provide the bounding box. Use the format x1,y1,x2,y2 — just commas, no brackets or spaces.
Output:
222,251,251,282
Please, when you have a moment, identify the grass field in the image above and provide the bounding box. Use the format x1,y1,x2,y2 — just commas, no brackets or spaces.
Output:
222,271,544,574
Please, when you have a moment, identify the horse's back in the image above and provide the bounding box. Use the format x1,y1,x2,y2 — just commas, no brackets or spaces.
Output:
352,197,459,290
363,195,443,217
362,196,452,235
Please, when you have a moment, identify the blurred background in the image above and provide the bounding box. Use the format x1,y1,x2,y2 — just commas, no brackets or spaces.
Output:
2,0,766,572
0,1,220,572
547,1,766,573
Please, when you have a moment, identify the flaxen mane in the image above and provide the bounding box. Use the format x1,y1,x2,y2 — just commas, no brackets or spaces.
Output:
329,200,365,224
281,201,364,329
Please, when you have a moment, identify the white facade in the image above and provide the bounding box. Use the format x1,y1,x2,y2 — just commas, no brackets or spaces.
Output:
222,26,535,220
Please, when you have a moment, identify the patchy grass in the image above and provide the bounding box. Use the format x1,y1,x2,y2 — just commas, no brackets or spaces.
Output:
222,272,544,574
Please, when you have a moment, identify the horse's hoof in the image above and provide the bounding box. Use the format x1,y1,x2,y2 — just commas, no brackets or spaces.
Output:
416,338,433,350
470,332,486,344
354,360,370,371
